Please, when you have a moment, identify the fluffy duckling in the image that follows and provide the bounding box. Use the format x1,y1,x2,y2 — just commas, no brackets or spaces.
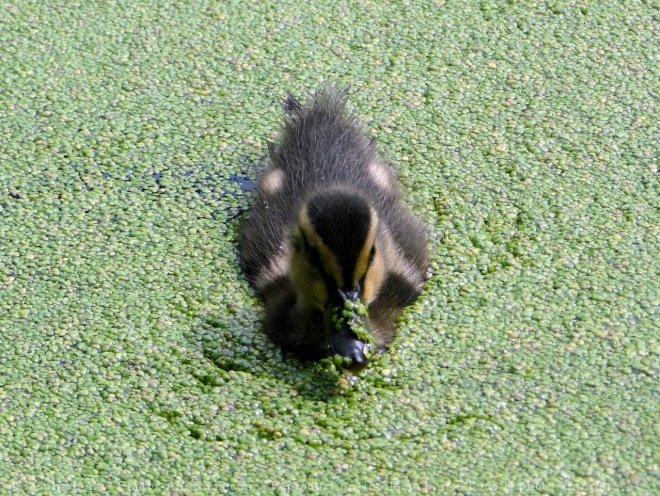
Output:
239,86,428,372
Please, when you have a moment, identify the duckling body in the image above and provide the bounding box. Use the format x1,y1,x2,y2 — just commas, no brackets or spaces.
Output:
239,86,428,371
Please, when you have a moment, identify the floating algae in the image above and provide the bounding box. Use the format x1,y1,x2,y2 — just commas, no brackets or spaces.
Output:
329,299,375,367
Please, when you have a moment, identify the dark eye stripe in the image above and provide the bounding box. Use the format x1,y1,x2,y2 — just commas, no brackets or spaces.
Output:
301,231,324,272
309,245,322,268
368,245,376,267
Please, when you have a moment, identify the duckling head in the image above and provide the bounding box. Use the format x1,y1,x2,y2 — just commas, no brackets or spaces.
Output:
290,188,385,372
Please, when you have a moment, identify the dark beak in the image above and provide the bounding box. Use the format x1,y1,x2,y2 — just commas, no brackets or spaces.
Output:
324,286,373,373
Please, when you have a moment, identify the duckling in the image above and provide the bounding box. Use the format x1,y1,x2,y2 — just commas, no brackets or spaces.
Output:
239,86,428,372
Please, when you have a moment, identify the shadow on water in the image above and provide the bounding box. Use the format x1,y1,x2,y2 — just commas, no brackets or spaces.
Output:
162,310,351,442
165,157,346,401
189,312,347,403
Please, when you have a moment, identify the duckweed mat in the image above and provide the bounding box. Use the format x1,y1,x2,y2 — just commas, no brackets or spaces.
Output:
1,1,658,494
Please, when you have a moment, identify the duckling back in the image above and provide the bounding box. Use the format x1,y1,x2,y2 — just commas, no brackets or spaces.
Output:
271,87,377,190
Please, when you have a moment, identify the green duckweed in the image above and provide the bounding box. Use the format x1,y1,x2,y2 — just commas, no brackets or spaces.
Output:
0,0,657,494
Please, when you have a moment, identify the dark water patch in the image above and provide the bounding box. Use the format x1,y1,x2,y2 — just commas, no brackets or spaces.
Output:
228,174,256,193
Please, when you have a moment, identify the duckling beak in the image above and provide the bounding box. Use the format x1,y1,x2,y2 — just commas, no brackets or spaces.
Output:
324,287,372,373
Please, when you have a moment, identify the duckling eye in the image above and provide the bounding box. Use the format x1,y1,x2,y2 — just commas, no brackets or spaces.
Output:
308,245,322,268
368,245,376,267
